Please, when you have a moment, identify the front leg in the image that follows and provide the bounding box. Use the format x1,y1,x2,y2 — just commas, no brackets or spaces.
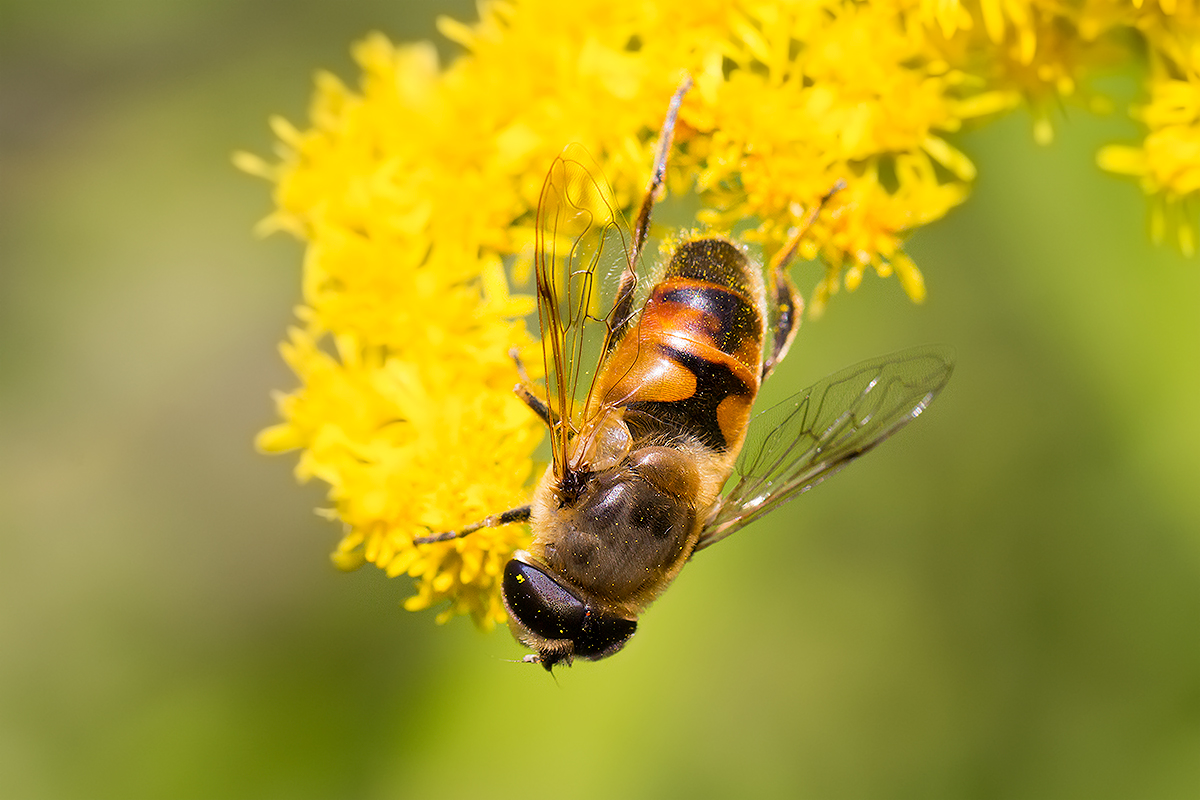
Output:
412,505,532,545
410,348,541,545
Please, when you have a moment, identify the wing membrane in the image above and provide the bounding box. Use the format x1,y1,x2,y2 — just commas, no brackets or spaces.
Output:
534,146,635,474
696,347,953,550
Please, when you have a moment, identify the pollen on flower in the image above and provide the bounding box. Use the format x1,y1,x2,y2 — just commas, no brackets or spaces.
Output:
248,0,1200,627
1100,74,1200,255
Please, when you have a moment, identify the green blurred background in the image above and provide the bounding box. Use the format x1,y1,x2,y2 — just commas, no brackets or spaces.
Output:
3,2,1198,798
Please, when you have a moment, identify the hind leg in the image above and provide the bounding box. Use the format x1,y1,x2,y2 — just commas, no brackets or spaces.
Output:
762,262,803,381
607,75,694,352
761,180,847,380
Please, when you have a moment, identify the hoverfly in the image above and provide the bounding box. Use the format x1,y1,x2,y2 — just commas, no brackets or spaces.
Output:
416,78,952,670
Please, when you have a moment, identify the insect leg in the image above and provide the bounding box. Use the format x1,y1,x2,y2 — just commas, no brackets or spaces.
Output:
762,180,847,380
508,346,557,428
412,505,532,545
762,260,803,381
606,75,693,354
509,346,536,385
515,384,554,428
630,74,693,267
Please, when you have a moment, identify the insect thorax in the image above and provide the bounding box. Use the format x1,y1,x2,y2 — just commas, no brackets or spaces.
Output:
530,443,703,609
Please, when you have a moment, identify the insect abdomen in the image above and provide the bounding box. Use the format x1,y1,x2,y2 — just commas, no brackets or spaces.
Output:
596,237,766,453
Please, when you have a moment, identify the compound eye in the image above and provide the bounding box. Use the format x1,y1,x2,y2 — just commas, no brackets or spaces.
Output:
575,610,637,659
502,559,585,642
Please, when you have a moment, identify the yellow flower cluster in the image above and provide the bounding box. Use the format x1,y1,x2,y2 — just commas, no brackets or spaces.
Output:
242,0,1199,627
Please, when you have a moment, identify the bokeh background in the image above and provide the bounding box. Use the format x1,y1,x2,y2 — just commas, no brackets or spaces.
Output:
3,2,1198,798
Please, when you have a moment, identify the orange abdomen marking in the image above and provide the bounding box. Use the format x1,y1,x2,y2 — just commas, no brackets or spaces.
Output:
594,238,765,452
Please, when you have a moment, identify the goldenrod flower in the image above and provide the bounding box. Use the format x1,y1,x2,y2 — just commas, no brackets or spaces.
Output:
242,0,1199,627
1099,74,1200,255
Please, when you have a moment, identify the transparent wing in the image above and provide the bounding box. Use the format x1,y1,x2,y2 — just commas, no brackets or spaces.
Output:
534,145,637,475
695,346,954,551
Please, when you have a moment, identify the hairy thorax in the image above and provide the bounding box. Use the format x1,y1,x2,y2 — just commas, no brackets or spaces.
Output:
528,442,706,612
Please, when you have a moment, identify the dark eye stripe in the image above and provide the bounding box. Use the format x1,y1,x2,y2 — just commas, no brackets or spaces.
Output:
575,607,637,658
503,560,584,640
502,559,637,659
